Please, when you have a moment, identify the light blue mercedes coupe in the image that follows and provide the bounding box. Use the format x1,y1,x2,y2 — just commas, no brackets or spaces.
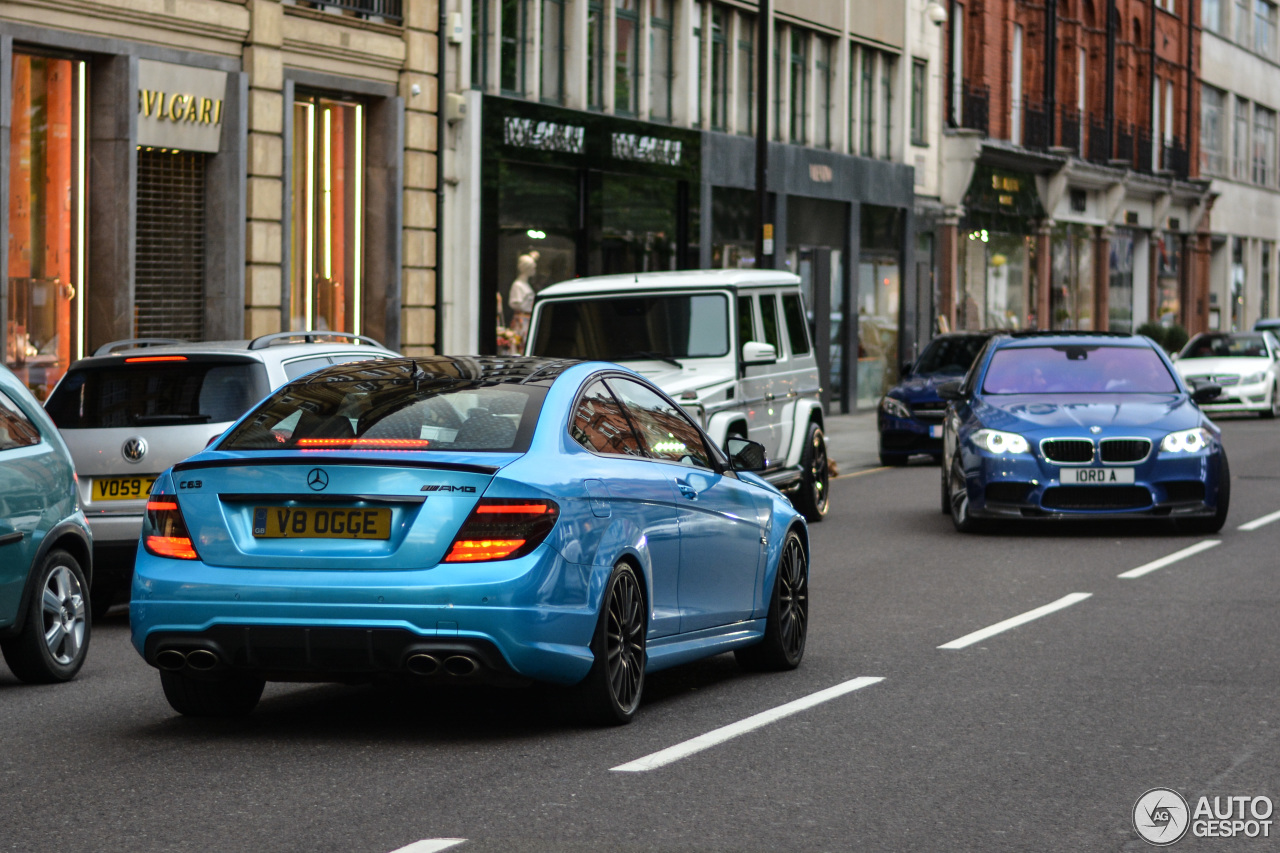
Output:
130,357,809,723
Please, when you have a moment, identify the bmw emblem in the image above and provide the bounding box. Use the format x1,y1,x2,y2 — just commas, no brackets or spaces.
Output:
122,437,148,463
1090,426,1103,434
307,468,329,491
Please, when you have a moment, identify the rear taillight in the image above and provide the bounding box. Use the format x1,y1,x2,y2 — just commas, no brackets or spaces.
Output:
143,498,200,561
444,499,560,563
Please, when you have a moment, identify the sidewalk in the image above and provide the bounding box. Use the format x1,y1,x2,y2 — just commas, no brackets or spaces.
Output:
821,411,881,474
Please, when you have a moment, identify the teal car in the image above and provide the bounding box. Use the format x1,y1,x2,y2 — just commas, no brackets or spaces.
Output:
0,365,93,683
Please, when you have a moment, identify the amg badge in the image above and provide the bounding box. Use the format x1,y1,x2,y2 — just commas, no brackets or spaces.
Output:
420,484,477,493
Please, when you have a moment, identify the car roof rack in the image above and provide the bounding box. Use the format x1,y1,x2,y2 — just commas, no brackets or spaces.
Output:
247,331,386,350
1004,330,1136,338
93,338,188,356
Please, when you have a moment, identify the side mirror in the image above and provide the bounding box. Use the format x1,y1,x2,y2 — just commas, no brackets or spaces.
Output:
1189,380,1222,405
724,437,768,472
741,341,778,365
936,379,966,401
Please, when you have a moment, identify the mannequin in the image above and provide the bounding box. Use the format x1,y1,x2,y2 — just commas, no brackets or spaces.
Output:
507,251,538,350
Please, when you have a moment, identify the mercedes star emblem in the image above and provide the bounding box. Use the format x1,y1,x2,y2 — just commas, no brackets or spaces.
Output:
307,468,329,491
122,437,148,463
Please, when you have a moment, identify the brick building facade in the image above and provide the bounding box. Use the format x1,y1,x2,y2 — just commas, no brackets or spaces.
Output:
935,0,1213,337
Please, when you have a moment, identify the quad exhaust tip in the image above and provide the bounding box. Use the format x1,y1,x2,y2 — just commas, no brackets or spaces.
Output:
443,655,478,677
184,649,220,671
405,653,441,676
155,649,187,671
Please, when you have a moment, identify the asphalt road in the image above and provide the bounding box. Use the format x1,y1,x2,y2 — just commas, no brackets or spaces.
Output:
4,417,1280,852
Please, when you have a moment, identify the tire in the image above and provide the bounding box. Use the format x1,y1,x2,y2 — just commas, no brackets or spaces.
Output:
1176,451,1231,535
1265,383,1280,419
879,452,908,467
940,465,952,515
793,423,830,522
736,530,808,672
948,461,985,533
160,670,265,717
569,561,646,725
1,550,91,684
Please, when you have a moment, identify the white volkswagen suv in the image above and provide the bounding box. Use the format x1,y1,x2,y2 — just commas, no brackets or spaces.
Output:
526,270,829,521
43,332,398,615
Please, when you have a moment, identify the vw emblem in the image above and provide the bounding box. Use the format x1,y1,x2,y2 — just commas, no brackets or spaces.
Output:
307,468,329,491
122,437,148,463
1090,426,1103,434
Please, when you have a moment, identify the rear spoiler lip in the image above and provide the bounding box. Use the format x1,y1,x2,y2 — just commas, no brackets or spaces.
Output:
173,456,502,476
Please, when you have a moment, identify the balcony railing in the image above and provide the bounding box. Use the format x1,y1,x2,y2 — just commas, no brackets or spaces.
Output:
1087,115,1111,163
1136,128,1153,173
1024,99,1050,150
291,0,403,23
1116,122,1135,167
1165,139,1189,178
961,84,990,136
1060,109,1083,156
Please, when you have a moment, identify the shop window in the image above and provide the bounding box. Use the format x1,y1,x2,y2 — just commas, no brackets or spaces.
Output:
815,37,833,149
500,0,531,95
736,14,754,135
1201,84,1226,175
1050,224,1095,330
712,186,755,268
290,95,365,335
541,0,565,103
1109,230,1135,333
615,0,640,115
1263,240,1274,319
957,230,1036,331
858,205,903,407
1231,237,1246,330
650,0,673,122
710,7,728,131
789,29,807,145
911,59,928,146
1156,233,1183,327
594,172,679,275
7,53,86,400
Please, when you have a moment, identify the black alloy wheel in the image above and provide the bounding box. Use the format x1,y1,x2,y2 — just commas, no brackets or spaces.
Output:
736,530,808,671
794,423,830,521
571,562,646,724
949,462,984,533
1266,383,1280,419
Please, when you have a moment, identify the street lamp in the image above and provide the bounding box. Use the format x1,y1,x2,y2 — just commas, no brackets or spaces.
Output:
926,1,948,25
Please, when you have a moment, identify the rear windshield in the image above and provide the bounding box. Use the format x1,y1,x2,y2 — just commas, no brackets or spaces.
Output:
45,361,270,429
914,335,990,375
982,345,1178,394
530,294,730,360
220,377,548,453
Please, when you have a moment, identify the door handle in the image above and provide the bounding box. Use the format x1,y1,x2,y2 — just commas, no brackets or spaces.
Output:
676,480,698,500
764,393,776,402
0,531,22,546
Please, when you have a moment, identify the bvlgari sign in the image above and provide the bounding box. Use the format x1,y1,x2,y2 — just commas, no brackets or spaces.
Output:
137,60,228,153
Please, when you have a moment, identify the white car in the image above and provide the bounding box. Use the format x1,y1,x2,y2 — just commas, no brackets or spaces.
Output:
1173,331,1280,417
525,270,829,521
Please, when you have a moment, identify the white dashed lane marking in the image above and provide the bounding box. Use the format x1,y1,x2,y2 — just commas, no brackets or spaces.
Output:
1117,539,1221,579
1239,509,1280,531
937,593,1093,650
388,839,467,853
611,676,885,772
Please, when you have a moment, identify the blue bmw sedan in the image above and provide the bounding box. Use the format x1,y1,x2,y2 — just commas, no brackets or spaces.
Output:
130,357,808,723
939,333,1229,534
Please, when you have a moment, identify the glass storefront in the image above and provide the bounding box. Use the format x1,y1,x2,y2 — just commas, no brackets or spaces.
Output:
1156,232,1183,326
1050,223,1094,330
711,186,756,269
1108,229,1135,332
6,53,86,399
290,95,364,334
593,171,680,274
857,205,901,408
956,229,1036,330
786,197,846,398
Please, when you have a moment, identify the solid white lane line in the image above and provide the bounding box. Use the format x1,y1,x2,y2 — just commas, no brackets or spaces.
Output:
610,676,885,773
1240,510,1280,531
388,840,467,853
1117,539,1221,579
937,593,1093,650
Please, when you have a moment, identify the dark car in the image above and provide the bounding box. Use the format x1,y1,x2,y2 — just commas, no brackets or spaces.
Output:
0,364,93,683
939,332,1229,534
877,332,994,466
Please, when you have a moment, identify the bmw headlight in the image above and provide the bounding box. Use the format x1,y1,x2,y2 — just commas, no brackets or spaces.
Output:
880,395,912,419
1242,372,1267,385
971,429,1030,454
1160,427,1211,453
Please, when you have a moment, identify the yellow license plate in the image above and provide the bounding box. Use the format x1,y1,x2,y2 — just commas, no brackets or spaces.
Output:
252,506,391,540
92,475,158,502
